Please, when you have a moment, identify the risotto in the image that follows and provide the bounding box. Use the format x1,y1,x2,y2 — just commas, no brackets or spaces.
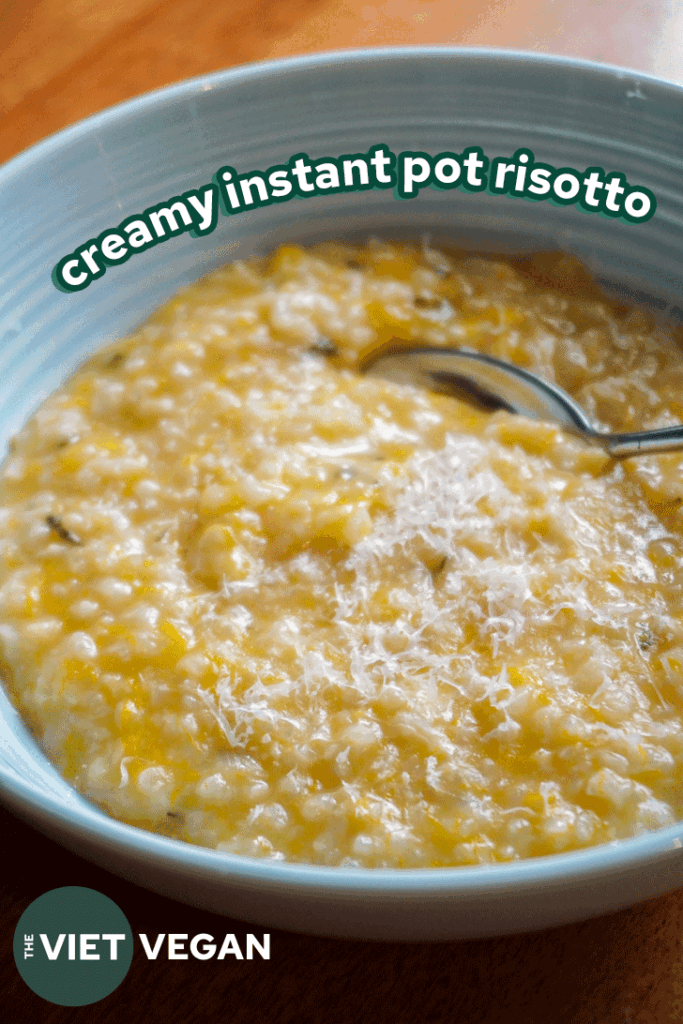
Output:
2,240,683,868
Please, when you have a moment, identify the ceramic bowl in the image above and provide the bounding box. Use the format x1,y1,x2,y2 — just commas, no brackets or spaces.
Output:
2,47,683,941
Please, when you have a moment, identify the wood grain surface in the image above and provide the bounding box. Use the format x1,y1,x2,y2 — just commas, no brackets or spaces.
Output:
2,2,683,1022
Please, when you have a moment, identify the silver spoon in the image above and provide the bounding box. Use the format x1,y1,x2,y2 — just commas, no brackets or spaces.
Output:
362,346,683,459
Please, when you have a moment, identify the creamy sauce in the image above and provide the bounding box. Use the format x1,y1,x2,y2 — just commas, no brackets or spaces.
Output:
1,241,683,867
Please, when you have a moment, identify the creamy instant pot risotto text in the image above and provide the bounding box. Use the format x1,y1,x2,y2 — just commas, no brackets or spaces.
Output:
2,241,683,867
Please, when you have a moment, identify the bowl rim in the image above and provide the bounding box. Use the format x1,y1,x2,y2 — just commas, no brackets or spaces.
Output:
2,44,683,181
2,44,683,897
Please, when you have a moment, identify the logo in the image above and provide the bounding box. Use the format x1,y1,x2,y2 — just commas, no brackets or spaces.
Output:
13,887,133,1006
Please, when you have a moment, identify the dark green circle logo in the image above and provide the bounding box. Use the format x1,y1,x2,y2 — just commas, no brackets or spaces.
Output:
13,887,133,1006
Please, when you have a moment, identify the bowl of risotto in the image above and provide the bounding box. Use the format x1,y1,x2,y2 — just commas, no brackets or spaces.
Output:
2,47,683,940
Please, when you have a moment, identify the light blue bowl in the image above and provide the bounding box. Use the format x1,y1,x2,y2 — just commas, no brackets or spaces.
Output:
1,48,683,941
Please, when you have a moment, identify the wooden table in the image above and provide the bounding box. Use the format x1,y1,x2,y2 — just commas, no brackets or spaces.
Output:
2,3,683,1021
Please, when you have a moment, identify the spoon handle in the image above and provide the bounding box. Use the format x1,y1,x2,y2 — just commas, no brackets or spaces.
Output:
598,424,683,459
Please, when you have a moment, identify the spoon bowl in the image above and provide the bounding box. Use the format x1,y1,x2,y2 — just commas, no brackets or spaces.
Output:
363,345,683,459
